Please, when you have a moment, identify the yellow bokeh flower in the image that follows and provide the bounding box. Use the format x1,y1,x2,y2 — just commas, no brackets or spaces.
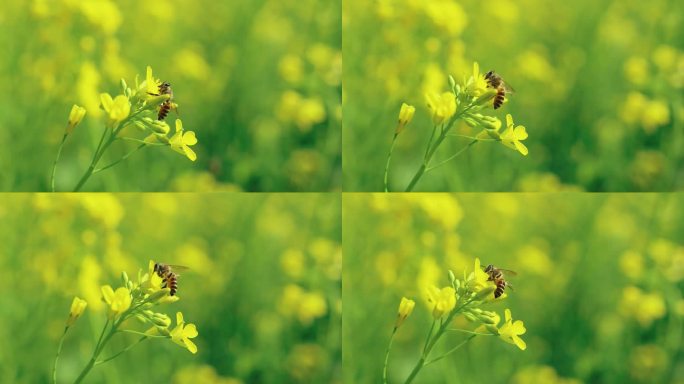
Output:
170,312,199,354
101,285,132,319
498,308,527,350
169,119,198,161
100,93,130,125
396,297,415,328
619,286,666,327
67,296,88,326
425,92,457,125
500,114,529,156
426,285,456,319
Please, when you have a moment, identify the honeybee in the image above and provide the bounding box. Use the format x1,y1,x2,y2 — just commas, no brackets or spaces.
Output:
484,70,515,110
153,263,188,296
483,264,517,298
148,82,176,121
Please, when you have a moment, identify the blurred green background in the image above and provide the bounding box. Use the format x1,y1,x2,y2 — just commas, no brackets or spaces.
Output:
343,193,684,383
1,0,340,191
0,193,341,383
343,0,684,191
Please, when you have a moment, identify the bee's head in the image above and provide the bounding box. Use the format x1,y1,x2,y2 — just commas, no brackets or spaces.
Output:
484,264,494,272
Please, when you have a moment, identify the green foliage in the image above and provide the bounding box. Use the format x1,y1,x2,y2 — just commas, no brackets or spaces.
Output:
0,194,341,383
0,0,340,191
343,193,684,383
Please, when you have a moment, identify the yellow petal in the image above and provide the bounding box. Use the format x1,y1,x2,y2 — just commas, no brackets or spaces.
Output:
184,323,198,338
515,141,529,156
100,93,113,113
513,336,527,350
183,146,197,161
515,126,528,140
185,338,198,354
506,114,514,128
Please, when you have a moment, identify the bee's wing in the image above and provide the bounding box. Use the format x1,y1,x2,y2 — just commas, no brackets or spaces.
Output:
499,269,517,276
503,82,516,94
160,264,190,272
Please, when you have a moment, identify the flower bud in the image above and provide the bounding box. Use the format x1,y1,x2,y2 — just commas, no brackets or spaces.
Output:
485,324,500,335
67,296,88,326
473,88,497,107
152,312,172,328
66,105,87,134
475,285,497,300
396,103,415,134
395,297,415,328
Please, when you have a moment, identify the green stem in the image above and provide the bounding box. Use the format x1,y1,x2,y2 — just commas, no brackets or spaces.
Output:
52,326,69,384
425,140,477,172
405,125,449,192
425,334,477,365
71,109,147,191
404,105,476,192
96,336,147,366
73,318,112,384
384,134,398,192
94,143,146,174
383,328,397,384
422,319,435,355
51,133,68,192
403,297,476,384
72,126,112,192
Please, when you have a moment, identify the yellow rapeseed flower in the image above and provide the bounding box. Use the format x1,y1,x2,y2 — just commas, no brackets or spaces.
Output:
466,257,492,294
425,92,457,125
498,308,527,350
426,285,456,319
464,62,489,97
169,119,198,161
101,285,132,319
100,93,130,125
500,114,529,156
170,312,198,354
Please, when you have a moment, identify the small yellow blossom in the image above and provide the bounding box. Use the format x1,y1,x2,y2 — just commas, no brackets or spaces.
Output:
396,103,415,134
67,296,88,326
170,312,198,354
67,105,87,134
169,119,198,161
498,308,527,350
100,93,130,124
465,62,489,97
500,114,528,156
396,297,415,328
145,66,160,95
466,257,492,294
426,92,457,125
101,285,132,319
426,285,456,319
